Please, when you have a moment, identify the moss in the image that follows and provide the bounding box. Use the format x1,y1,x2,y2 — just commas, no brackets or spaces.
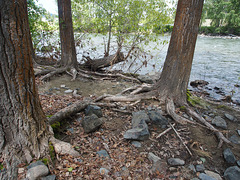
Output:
187,90,209,109
179,106,186,111
49,142,56,161
41,158,49,165
51,121,61,131
0,163,4,170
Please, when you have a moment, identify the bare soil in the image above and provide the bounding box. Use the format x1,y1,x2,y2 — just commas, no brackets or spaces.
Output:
35,74,240,179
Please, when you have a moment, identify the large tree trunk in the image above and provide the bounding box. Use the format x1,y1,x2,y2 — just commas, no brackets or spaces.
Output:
58,0,77,68
0,1,50,179
155,0,204,105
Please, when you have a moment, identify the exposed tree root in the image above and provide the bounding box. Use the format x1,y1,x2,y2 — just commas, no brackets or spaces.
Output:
186,108,231,147
40,67,68,81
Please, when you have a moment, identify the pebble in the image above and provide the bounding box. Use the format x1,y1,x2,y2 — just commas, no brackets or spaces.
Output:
167,158,185,166
131,141,142,148
188,164,196,172
224,166,240,180
224,113,236,122
212,116,227,129
40,175,56,180
204,170,222,180
237,130,240,136
60,84,66,88
223,148,236,164
229,135,240,144
196,164,205,172
199,173,217,180
97,150,109,158
64,89,73,94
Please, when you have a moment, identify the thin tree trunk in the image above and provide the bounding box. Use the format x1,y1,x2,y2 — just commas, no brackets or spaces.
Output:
155,0,204,105
58,0,77,68
0,1,50,179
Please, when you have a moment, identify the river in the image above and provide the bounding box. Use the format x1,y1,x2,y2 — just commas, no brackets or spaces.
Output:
76,34,240,101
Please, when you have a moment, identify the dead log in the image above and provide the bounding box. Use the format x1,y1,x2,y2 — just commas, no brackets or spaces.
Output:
49,101,89,125
83,52,124,71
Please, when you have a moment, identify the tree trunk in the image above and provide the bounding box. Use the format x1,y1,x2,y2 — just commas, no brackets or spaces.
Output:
57,0,77,68
155,0,204,105
0,1,50,178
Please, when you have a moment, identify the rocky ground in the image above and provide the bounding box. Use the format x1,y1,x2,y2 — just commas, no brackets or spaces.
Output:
16,73,240,180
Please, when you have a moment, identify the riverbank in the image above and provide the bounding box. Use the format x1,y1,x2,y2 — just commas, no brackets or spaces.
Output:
22,73,240,179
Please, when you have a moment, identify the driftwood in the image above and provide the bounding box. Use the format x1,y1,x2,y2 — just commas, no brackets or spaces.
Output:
83,52,124,71
49,101,89,125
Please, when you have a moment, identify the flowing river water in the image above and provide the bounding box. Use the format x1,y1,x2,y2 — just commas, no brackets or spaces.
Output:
76,34,240,102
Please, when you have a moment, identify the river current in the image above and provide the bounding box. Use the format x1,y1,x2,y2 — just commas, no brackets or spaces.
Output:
76,34,240,101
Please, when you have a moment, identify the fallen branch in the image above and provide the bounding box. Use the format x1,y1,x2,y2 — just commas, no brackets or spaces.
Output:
156,124,175,139
170,123,192,156
49,101,89,125
40,67,68,81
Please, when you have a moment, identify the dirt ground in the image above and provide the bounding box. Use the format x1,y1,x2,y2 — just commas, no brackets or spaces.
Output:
35,73,240,179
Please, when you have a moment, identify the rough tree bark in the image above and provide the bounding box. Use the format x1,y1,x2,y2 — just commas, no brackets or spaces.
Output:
0,1,79,179
0,1,51,178
155,0,204,106
57,0,77,68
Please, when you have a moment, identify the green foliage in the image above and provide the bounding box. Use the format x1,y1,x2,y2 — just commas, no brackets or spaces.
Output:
41,158,49,165
51,121,61,131
201,0,240,35
187,90,209,109
27,0,59,52
49,142,56,161
0,163,4,170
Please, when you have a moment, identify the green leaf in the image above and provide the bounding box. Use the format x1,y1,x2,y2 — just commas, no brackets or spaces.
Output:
68,167,73,172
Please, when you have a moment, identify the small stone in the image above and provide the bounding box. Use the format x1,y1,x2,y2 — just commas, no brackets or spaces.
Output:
224,113,236,122
237,130,240,136
64,89,73,94
237,161,240,167
196,164,205,172
27,161,45,169
97,150,109,158
167,158,185,166
60,84,66,88
204,170,222,180
81,114,103,133
26,165,49,180
67,127,74,134
85,105,103,117
224,166,240,180
148,152,167,173
131,141,142,148
199,173,216,180
18,168,25,174
100,168,110,175
41,175,56,180
188,164,196,172
229,135,240,145
223,148,236,164
124,126,150,141
212,116,227,129
132,111,150,125
148,110,168,128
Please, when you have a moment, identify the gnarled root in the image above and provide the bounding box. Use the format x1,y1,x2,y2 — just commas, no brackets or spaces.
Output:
186,108,231,147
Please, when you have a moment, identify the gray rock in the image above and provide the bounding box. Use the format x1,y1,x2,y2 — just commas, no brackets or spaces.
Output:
196,164,205,172
26,165,49,180
229,135,240,144
85,105,103,117
100,168,110,175
124,126,150,141
131,141,142,148
148,110,168,128
224,166,240,180
237,161,240,167
148,152,167,173
137,75,154,84
223,148,236,164
189,164,196,172
199,173,217,180
97,150,109,158
224,113,236,122
60,84,66,88
204,170,222,180
132,111,150,126
41,175,56,180
27,161,45,169
167,158,185,166
237,130,240,136
64,89,73,94
212,116,227,129
82,114,103,133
